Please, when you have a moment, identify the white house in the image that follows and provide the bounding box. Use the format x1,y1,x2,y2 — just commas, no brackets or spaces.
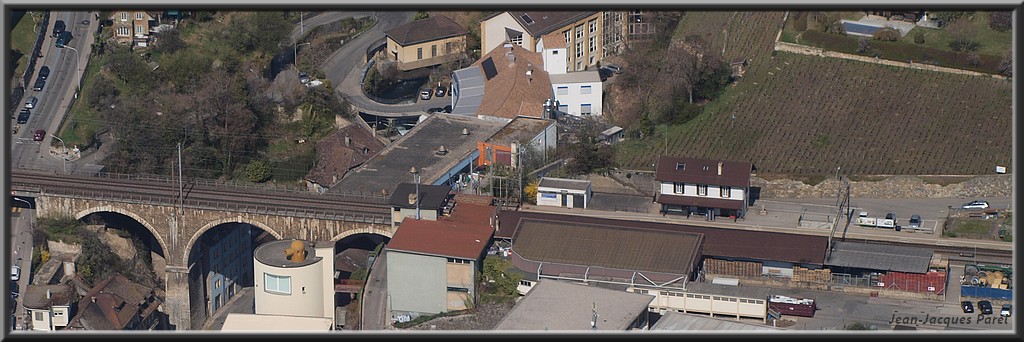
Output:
253,239,335,323
549,69,603,117
654,156,752,220
536,177,592,209
23,284,74,331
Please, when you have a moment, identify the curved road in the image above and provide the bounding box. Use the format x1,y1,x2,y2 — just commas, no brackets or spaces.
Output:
315,11,446,118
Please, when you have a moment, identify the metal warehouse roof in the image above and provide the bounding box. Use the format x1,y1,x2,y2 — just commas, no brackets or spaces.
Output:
451,67,485,116
824,241,933,273
494,279,653,331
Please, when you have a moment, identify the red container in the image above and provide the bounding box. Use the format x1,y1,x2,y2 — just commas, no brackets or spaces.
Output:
878,271,946,294
769,295,816,318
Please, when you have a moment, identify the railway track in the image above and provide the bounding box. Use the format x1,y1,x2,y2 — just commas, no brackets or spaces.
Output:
845,239,1013,265
11,169,393,221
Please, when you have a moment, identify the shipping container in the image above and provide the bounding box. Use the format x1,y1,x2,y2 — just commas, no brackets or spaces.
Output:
768,295,816,318
878,271,947,294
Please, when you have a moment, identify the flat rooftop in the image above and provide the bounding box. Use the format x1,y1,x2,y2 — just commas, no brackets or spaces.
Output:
549,70,601,84
221,313,333,331
486,116,553,145
254,239,321,268
336,114,505,195
494,279,653,331
651,311,780,331
538,177,591,191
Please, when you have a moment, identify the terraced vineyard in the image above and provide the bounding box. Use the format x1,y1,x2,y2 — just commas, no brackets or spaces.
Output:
616,11,1013,176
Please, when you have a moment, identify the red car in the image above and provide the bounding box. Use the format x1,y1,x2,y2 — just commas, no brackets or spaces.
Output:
33,129,45,141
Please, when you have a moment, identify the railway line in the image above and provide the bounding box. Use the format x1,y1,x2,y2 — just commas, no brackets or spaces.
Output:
10,169,393,221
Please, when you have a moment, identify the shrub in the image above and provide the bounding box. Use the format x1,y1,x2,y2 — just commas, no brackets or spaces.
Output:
988,11,1012,32
871,27,900,42
856,38,869,53
913,31,925,44
967,53,982,67
245,160,273,183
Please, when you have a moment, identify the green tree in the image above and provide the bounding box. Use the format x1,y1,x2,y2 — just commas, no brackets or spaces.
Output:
245,160,273,182
481,257,521,296
155,29,186,54
413,11,429,20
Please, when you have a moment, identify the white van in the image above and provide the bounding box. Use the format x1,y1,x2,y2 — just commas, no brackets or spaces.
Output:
24,96,38,109
10,265,20,281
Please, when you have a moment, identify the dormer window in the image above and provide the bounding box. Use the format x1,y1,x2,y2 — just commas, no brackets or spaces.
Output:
676,163,685,170
703,165,709,171
521,14,535,25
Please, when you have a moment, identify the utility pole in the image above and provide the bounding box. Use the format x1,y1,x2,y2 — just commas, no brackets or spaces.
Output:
178,142,184,215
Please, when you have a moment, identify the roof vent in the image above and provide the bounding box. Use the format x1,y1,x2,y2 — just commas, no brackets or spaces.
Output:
46,289,52,299
284,240,307,263
436,145,448,155
345,136,351,146
506,51,516,66
717,161,723,176
462,128,469,135
91,296,97,303
408,193,418,205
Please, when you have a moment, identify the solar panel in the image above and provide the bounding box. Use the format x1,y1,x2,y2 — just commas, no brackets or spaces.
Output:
481,57,498,80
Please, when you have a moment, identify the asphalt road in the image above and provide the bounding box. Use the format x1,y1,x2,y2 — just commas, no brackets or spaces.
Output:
11,11,97,173
9,206,36,330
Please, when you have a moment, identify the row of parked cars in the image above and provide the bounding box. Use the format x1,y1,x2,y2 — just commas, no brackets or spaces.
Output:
962,300,1011,317
420,83,449,101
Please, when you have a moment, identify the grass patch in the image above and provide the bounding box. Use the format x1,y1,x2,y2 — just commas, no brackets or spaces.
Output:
955,219,993,236
798,175,828,186
811,134,830,148
59,53,109,148
10,12,42,82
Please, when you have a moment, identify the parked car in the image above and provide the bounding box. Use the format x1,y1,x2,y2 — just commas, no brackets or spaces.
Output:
908,214,921,229
55,31,73,48
32,77,46,91
435,83,447,97
598,67,614,81
52,19,65,38
604,63,622,74
1001,304,1012,317
17,109,31,124
962,200,990,210
9,265,19,281
426,107,446,114
38,66,50,80
24,96,38,109
978,300,993,315
420,89,432,100
961,301,974,313
298,72,310,84
33,129,46,142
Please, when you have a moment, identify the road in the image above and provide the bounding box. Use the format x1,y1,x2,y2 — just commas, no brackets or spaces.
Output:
361,249,390,330
317,11,440,117
11,11,98,174
9,204,36,330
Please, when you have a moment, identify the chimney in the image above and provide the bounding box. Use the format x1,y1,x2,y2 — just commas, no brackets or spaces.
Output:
717,161,723,176
47,289,52,299
91,296,97,303
345,136,351,146
461,128,469,135
408,193,418,205
436,145,448,155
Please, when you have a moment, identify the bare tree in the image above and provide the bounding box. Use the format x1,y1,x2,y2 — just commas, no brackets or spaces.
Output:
998,50,1012,77
947,19,978,52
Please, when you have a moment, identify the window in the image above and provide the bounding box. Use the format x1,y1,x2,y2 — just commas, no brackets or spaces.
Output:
120,12,128,21
588,19,597,33
417,47,423,60
698,184,708,196
264,273,291,294
446,286,470,292
135,12,144,20
446,257,470,264
557,86,569,95
118,27,130,36
589,36,596,52
674,182,683,194
564,30,570,45
445,42,453,54
685,294,694,298
580,85,592,94
136,25,144,34
721,186,731,198
35,312,43,321
214,279,222,289
589,55,595,65
580,104,592,115
558,104,568,113
510,33,523,46
53,311,63,316
634,289,649,294
575,25,584,39
676,162,685,170
575,43,583,58
552,50,558,55
431,44,437,57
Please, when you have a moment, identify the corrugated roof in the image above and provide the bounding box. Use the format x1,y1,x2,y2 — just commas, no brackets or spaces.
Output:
497,211,826,265
655,156,752,188
387,183,451,209
824,241,933,273
511,218,703,275
538,177,591,191
385,15,469,46
385,202,495,260
451,67,485,116
494,279,653,330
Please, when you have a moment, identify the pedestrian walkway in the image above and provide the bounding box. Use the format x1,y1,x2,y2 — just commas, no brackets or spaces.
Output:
201,287,255,331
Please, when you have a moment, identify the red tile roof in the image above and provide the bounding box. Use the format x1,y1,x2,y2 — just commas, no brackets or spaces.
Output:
473,43,552,119
386,200,496,260
655,156,752,188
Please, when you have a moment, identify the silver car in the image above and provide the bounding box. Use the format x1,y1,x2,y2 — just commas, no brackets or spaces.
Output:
908,214,921,228
961,200,990,210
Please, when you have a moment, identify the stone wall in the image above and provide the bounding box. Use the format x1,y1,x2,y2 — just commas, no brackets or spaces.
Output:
752,174,1012,199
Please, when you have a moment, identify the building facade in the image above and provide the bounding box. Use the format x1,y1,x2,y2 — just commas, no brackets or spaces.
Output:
385,15,469,71
201,223,252,316
252,239,335,323
23,284,75,331
109,11,155,46
536,177,592,209
548,69,603,116
654,156,752,219
480,11,602,72
601,11,658,56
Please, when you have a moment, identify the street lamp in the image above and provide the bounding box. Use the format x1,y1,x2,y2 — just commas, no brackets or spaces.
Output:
294,40,311,67
410,167,420,220
64,46,81,82
12,196,33,209
50,134,68,173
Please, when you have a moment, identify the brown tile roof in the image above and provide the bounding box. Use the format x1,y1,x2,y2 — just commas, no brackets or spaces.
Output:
655,156,753,188
512,218,703,275
306,123,386,187
386,15,470,46
655,194,745,211
22,284,75,310
496,211,827,265
66,274,161,330
386,201,496,260
473,43,552,119
506,11,595,38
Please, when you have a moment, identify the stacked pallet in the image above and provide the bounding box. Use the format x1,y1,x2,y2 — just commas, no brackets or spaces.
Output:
703,258,762,278
792,266,831,283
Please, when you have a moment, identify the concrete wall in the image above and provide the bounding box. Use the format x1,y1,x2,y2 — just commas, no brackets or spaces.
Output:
387,35,467,71
253,255,327,318
386,251,447,316
632,287,767,320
